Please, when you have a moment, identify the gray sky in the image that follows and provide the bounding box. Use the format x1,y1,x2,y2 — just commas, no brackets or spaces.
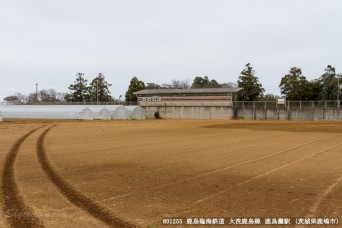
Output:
1,0,342,100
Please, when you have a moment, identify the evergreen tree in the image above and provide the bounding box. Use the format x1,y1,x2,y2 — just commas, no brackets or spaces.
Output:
306,79,323,101
88,73,113,102
145,83,161,89
320,65,338,100
125,76,145,102
67,72,89,102
237,63,264,101
191,76,221,88
279,67,310,100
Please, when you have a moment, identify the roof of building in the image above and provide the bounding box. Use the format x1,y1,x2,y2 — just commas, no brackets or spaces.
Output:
133,87,242,95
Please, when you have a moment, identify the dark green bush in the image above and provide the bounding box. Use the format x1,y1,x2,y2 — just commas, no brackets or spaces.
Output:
154,111,161,119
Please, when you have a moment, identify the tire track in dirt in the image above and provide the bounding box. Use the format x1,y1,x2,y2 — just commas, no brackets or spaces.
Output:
151,139,269,171
67,132,286,184
36,125,135,228
170,142,342,220
91,133,287,186
196,143,342,204
90,132,282,184
191,133,340,180
294,168,342,228
307,175,342,215
103,133,339,202
55,131,223,159
96,140,271,199
1,126,45,228
101,140,276,202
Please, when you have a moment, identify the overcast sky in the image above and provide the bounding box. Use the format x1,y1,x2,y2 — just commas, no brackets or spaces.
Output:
1,0,342,100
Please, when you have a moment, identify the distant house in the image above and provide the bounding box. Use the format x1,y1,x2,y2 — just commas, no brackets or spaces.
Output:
134,88,242,107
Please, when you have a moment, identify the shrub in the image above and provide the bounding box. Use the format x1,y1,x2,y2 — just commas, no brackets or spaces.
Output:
154,111,161,119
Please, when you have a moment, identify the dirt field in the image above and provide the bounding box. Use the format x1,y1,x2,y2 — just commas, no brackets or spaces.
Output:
1,120,342,227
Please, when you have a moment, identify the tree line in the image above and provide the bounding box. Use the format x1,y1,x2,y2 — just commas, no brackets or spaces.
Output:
125,63,341,102
3,89,66,103
236,63,341,102
3,64,341,103
279,65,340,101
3,73,113,103
124,76,237,102
64,72,113,102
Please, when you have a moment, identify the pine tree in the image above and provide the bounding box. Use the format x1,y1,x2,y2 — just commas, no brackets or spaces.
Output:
67,72,89,102
88,73,113,102
237,63,264,101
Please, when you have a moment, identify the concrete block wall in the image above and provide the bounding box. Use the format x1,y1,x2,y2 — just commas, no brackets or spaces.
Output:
233,107,341,121
144,106,233,119
143,106,342,121
324,108,342,120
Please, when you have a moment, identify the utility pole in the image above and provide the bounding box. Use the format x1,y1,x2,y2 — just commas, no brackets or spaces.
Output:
35,83,38,102
96,79,99,105
338,73,340,108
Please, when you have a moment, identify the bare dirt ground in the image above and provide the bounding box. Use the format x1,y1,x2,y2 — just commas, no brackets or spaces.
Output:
1,119,342,227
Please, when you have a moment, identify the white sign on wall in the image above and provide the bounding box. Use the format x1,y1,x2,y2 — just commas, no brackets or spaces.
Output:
277,98,286,105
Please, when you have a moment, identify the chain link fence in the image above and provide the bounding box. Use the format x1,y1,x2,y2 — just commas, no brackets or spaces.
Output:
233,100,341,109
2,101,341,108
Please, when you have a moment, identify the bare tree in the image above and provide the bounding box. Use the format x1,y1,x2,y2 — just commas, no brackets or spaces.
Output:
57,92,67,101
39,90,50,102
27,93,37,102
48,89,58,99
3,93,27,104
161,83,172,88
39,89,64,102
162,79,190,89
221,82,238,88
14,93,28,103
4,89,66,104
